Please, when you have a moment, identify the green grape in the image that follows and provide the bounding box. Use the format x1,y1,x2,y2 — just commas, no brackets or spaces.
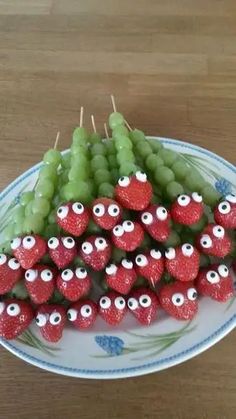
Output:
43,149,61,166
158,149,177,167
155,166,175,187
72,127,88,146
112,247,126,263
145,154,164,171
139,233,152,250
61,153,71,169
98,183,114,198
71,153,88,168
23,214,44,234
35,179,54,200
94,169,112,185
89,133,102,145
3,223,15,241
136,141,152,158
147,138,163,152
115,135,133,150
71,143,88,157
59,170,69,186
180,231,196,245
91,143,107,157
164,231,181,247
185,170,206,192
0,241,11,254
172,160,189,181
133,277,147,288
68,165,88,181
201,185,220,207
91,155,108,172
166,181,184,200
32,197,50,217
119,162,137,176
105,140,116,154
49,290,65,304
9,281,28,300
87,219,102,234
39,164,57,183
151,194,161,204
189,214,208,232
43,223,60,239
117,149,135,164
20,191,34,207
25,200,34,217
73,256,86,267
129,129,146,144
48,209,56,224
108,155,118,169
200,254,211,268
172,222,183,234
112,125,129,139
52,194,62,209
111,168,119,183
62,181,90,202
109,112,124,129
12,206,25,223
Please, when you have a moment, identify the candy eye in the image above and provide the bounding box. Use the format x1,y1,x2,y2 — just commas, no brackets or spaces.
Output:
139,294,151,308
192,192,203,203
177,195,191,207
218,264,229,278
8,258,21,270
93,204,105,217
150,249,162,259
123,220,134,232
57,205,69,219
62,237,75,249
200,235,212,248
135,255,148,267
25,269,37,282
48,237,59,250
118,176,130,187
72,202,84,215
82,242,93,255
99,296,111,309
141,212,153,225
80,305,92,318
135,171,147,182
165,247,176,260
206,270,220,284
41,269,53,282
105,264,117,275
95,237,108,251
156,206,168,221
22,236,36,250
75,267,87,279
108,204,120,217
10,237,21,250
187,288,198,301
61,269,74,281
114,296,126,310
113,225,124,237
49,312,62,325
36,313,47,327
225,193,236,204
67,308,77,321
121,259,133,269
212,225,225,238
128,297,138,311
0,254,7,265
172,293,184,306
218,201,231,215
7,303,20,317
182,243,194,257
0,302,5,315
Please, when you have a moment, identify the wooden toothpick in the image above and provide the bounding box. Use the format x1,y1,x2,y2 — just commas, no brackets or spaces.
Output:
91,115,97,133
125,120,132,131
111,95,117,112
80,106,84,128
104,123,109,141
54,131,60,149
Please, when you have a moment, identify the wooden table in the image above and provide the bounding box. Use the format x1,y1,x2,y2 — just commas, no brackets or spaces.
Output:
0,1,235,418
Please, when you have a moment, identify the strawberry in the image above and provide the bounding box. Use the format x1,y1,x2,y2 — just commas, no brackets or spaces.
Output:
197,223,232,258
105,259,137,295
47,236,77,269
92,198,122,230
214,194,236,229
127,287,158,325
67,299,97,329
0,299,34,339
115,171,152,210
79,236,111,271
165,244,200,282
56,202,90,237
171,193,204,225
57,267,91,302
35,304,66,342
140,204,171,242
0,254,23,294
24,264,57,304
135,249,164,287
159,281,198,320
98,291,127,325
10,235,46,269
111,220,144,252
196,264,234,302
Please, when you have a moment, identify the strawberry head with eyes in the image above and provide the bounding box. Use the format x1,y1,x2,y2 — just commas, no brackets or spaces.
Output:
47,236,77,269
57,267,92,302
105,259,137,295
0,299,34,339
159,281,198,320
171,193,204,225
165,244,200,282
135,249,164,287
111,220,144,252
140,204,171,242
115,171,153,211
10,235,47,269
0,254,23,295
92,198,122,230
127,288,159,325
56,202,90,237
214,194,236,229
79,236,111,271
98,291,127,325
24,265,57,304
35,304,67,342
67,299,97,329
196,264,234,302
197,224,232,258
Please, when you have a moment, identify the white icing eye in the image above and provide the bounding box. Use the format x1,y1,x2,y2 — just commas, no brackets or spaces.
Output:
36,313,47,327
206,270,220,284
61,269,74,281
62,237,75,249
135,171,147,182
150,249,162,260
10,237,21,250
139,294,151,308
156,206,168,221
114,296,126,310
123,220,134,232
48,237,59,250
105,264,117,275
25,269,37,282
75,267,87,279
113,225,124,237
67,308,77,321
99,296,111,309
187,288,198,301
7,303,20,317
182,243,194,257
200,235,212,249
135,254,148,267
141,212,153,225
128,297,138,311
82,241,93,255
212,225,225,238
80,305,92,318
22,236,36,250
41,269,53,282
57,205,69,220
108,204,120,217
49,312,62,325
0,302,5,315
165,247,176,260
172,293,184,306
192,192,203,203
72,202,84,215
225,194,236,204
93,204,105,217
121,259,133,269
0,254,7,265
118,176,130,187
95,237,108,251
218,264,229,278
8,258,21,270
177,195,191,207
218,201,231,215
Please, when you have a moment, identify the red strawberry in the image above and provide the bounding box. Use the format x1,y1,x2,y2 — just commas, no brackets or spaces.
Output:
196,264,234,302
111,220,144,252
140,204,171,242
159,281,198,320
135,249,164,287
35,304,66,342
171,193,204,225
47,236,77,269
79,236,111,271
24,264,57,304
56,202,90,237
67,299,97,329
10,235,46,269
127,287,158,325
57,267,91,302
98,291,127,325
105,259,137,295
0,299,34,339
197,224,232,258
165,244,200,282
92,198,122,230
0,254,23,294
115,171,152,210
214,194,236,229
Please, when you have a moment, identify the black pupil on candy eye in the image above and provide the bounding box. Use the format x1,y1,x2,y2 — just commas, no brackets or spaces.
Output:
120,177,124,181
113,208,118,213
186,245,191,250
77,204,82,209
81,268,85,273
176,298,181,303
26,273,30,278
27,238,31,242
181,197,185,201
222,205,227,210
58,208,62,213
129,301,133,307
210,273,215,278
193,292,197,298
144,215,148,220
36,318,40,323
99,239,104,244
47,272,51,276
95,208,100,214
68,238,73,243
218,228,221,232
101,299,106,305
203,241,207,245
10,306,14,311
64,270,69,275
137,257,142,263
142,298,148,304
119,300,124,305
49,239,53,244
68,313,71,320
127,222,131,226
54,316,60,323
86,308,90,314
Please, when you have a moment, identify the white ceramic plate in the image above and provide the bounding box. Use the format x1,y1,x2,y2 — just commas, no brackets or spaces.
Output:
0,137,235,379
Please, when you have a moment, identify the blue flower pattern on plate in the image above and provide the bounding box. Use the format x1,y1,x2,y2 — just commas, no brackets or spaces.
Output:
215,178,232,196
95,336,124,356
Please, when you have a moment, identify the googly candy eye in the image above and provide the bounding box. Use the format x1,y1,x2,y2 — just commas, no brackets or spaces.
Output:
8,258,21,270
114,296,126,310
62,237,75,249
95,237,108,251
82,242,93,255
93,204,105,217
172,293,184,307
156,206,168,221
25,269,38,282
10,237,21,250
0,302,5,315
36,313,47,327
22,236,36,250
0,254,7,265
121,259,133,269
80,305,92,318
192,192,203,203
48,237,59,250
72,202,84,215
67,308,77,322
165,247,176,260
113,225,124,237
118,176,130,187
212,225,225,239
123,221,134,233
225,194,236,204
99,296,111,309
218,264,229,278
108,204,120,217
49,312,62,325
41,269,53,282
57,205,69,220
181,244,194,257
206,270,220,284
200,235,212,249
75,267,87,279
127,298,138,311
135,171,147,182
7,303,20,317
187,288,198,301
150,249,162,259
105,264,118,275
139,294,151,308
141,212,153,225
135,255,148,267
218,201,231,215
61,269,74,281
177,195,191,207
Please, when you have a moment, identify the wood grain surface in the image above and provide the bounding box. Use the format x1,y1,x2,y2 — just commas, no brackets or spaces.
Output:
0,1,235,418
